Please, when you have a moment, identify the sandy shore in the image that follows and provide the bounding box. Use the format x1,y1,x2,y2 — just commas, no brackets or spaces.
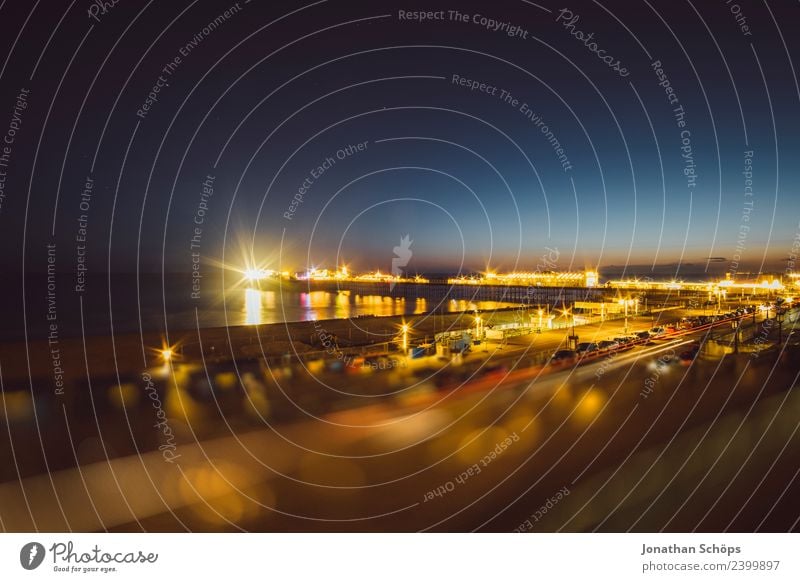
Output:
0,307,527,385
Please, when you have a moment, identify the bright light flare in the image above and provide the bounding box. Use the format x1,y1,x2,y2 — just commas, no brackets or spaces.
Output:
244,268,264,281
152,340,181,367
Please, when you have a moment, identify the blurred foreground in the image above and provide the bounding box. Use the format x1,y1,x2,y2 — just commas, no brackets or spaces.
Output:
1,307,799,531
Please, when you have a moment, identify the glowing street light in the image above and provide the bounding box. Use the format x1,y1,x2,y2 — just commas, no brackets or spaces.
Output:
619,298,634,333
401,323,409,352
156,340,180,367
560,306,578,349
713,287,723,313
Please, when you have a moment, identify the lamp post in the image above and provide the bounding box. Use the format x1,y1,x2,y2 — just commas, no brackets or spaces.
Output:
619,298,633,334
561,307,578,350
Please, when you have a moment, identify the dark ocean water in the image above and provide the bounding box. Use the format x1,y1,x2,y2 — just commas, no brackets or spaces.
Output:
1,273,519,341
2,264,735,342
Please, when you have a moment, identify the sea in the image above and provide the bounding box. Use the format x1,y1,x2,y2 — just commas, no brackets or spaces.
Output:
2,263,736,342
2,273,521,342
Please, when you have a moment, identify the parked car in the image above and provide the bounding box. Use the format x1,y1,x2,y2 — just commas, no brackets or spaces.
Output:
598,340,620,351
636,330,651,340
649,326,666,337
551,349,578,365
576,342,599,354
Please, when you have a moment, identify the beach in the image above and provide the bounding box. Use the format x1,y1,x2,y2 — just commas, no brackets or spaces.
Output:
0,306,528,387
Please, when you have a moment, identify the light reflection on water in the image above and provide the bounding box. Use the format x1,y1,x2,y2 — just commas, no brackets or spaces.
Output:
244,288,262,325
237,288,517,326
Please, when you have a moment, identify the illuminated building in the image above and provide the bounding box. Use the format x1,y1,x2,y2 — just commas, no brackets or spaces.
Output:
448,269,597,287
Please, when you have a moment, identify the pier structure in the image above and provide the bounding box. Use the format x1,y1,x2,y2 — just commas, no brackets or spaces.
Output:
299,279,603,309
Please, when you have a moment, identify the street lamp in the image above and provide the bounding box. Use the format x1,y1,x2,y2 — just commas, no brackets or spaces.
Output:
561,306,578,349
401,323,409,353
618,298,633,333
155,340,180,368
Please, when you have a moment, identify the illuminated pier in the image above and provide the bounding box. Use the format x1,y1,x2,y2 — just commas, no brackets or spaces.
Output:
241,264,797,304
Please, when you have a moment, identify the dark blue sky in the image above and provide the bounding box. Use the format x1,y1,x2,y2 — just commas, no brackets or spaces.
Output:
1,0,799,278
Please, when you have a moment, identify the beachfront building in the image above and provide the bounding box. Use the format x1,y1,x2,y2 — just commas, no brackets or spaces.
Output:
295,267,429,284
448,269,598,288
605,272,787,299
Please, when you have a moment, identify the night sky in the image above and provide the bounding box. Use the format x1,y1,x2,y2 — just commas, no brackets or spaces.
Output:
1,0,799,277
